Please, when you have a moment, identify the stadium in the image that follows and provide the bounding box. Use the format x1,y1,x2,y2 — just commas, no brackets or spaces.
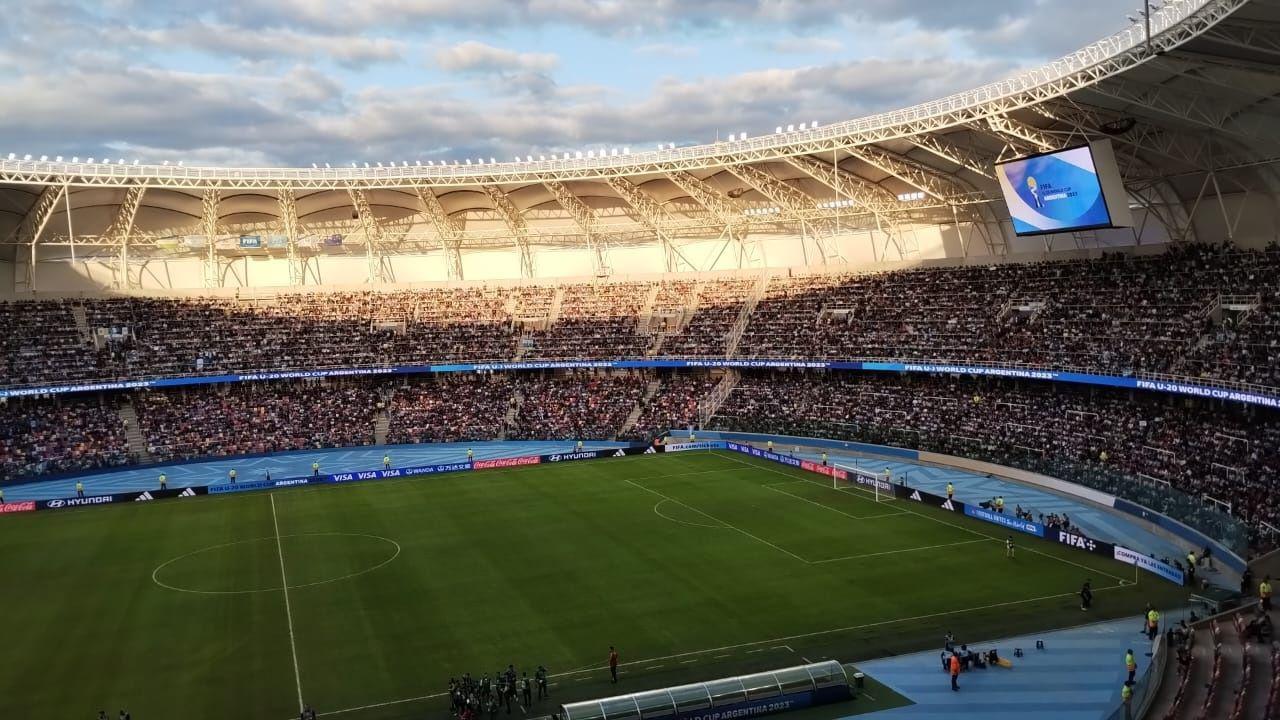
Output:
0,1,1278,719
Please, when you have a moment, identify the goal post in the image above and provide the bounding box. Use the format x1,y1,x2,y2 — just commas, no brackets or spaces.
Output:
832,461,896,503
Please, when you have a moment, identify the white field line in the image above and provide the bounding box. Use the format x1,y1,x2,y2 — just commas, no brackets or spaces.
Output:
622,478,809,563
652,500,727,529
311,583,1134,719
271,494,305,713
807,538,991,565
763,483,906,520
714,451,1132,584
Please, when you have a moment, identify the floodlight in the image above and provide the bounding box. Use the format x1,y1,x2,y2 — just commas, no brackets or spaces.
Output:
466,159,472,164
787,124,794,132
163,161,169,166
72,157,78,163
55,156,62,162
489,157,495,164
622,148,629,155
611,148,618,156
364,162,370,168
87,158,95,163
668,143,675,149
415,160,421,166
5,153,13,160
376,162,383,167
178,161,184,166
23,154,31,161
799,124,806,131
575,151,583,159
539,155,545,161
526,155,532,162
312,163,317,168
775,127,782,134
587,150,595,158
812,121,819,128
326,163,331,168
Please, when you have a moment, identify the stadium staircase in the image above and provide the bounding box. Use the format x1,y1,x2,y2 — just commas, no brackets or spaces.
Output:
374,413,390,445
500,389,524,440
698,370,739,429
619,378,662,437
723,275,769,358
117,401,152,463
1147,602,1278,720
547,286,565,325
70,303,92,342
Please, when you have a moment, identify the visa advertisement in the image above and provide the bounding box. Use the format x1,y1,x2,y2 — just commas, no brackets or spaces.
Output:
997,145,1112,236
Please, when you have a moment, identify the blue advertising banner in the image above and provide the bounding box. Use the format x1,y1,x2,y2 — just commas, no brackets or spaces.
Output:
963,504,1046,538
725,441,803,468
3,358,1276,410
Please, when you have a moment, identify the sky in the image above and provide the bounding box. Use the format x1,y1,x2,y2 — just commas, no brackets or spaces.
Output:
0,0,1132,168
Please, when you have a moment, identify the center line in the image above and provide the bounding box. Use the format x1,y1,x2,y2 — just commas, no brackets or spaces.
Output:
271,493,305,712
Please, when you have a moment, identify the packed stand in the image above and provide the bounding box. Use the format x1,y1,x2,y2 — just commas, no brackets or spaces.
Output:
712,370,1280,545
524,282,653,360
622,374,719,440
507,373,647,440
659,277,760,356
0,397,130,480
386,375,513,444
133,381,379,461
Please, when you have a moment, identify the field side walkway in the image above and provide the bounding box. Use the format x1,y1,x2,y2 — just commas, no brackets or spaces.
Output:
853,615,1181,720
1,440,629,501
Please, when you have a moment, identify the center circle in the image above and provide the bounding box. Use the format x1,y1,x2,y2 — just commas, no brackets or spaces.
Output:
152,532,401,595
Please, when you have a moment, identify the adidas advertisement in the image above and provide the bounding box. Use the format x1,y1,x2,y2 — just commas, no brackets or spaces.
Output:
39,485,210,510
539,446,651,464
903,486,961,512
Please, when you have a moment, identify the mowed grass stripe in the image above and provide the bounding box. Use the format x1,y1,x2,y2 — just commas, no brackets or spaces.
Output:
0,451,1187,720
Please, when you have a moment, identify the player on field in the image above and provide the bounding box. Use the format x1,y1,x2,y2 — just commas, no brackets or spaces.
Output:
535,665,548,699
1006,536,1015,558
1080,579,1093,610
608,646,619,683
520,672,532,706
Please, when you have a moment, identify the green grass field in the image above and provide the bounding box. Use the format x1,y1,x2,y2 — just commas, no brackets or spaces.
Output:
0,450,1188,720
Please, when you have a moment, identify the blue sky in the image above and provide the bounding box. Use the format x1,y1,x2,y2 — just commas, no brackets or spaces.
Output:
0,0,1131,167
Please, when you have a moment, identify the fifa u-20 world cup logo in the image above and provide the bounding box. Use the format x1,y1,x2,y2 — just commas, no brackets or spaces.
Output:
1026,176,1043,208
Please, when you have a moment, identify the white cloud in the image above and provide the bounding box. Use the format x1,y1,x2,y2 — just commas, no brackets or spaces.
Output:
434,41,560,74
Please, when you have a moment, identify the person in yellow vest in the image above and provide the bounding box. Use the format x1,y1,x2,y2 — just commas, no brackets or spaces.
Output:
821,451,828,467
158,473,167,490
467,448,474,462
576,440,584,452
1186,551,1197,585
946,482,955,500
383,454,391,470
310,461,319,478
690,432,696,443
1125,649,1136,683
228,469,237,484
76,480,85,498
1100,450,1109,464
995,496,1005,514
1121,681,1134,720
1145,608,1160,641
767,440,773,453
1261,576,1273,612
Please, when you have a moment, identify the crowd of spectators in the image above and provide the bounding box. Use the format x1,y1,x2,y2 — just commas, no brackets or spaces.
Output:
133,381,379,460
507,373,648,440
3,246,1278,390
0,397,130,478
711,370,1280,544
387,375,514,444
622,373,721,440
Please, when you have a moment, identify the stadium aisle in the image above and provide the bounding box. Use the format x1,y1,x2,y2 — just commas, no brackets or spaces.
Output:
1,440,628,501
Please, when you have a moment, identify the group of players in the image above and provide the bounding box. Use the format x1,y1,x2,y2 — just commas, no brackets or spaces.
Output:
449,665,550,720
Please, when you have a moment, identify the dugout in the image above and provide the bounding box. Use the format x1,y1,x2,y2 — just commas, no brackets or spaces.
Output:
559,660,850,720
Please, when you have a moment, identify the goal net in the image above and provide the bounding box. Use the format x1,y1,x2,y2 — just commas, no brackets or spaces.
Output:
832,462,897,502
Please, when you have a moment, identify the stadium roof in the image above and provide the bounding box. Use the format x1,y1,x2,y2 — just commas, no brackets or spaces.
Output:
0,0,1277,274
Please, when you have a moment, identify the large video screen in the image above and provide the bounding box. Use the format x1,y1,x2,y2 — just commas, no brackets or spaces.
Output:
996,143,1124,236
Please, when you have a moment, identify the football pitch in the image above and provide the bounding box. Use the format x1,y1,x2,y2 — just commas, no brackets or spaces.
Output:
0,450,1188,720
